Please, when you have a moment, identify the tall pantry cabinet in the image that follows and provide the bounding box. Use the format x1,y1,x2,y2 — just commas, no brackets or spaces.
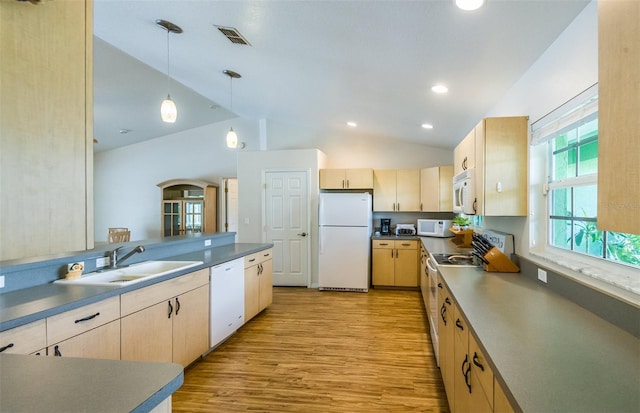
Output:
597,0,640,234
0,0,94,260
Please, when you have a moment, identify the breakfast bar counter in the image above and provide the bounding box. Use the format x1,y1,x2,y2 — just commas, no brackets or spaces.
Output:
0,354,183,412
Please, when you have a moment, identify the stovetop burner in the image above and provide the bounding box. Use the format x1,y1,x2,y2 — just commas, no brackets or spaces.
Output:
430,253,478,267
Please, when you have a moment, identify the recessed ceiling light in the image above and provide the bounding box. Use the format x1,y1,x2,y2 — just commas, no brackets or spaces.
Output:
347,121,357,127
422,124,434,129
431,84,449,94
455,0,485,11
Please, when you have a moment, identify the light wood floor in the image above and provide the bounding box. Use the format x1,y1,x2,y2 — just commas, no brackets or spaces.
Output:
172,287,449,412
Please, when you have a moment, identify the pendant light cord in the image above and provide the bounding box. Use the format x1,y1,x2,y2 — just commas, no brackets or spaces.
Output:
166,29,171,95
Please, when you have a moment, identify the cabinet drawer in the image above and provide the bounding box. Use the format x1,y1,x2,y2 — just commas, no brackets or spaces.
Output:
470,333,494,408
121,268,209,316
0,319,47,355
48,319,121,360
244,248,273,268
47,296,120,345
453,306,469,350
395,240,417,250
372,240,394,249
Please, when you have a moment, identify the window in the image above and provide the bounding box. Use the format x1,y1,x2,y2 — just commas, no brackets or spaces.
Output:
533,84,640,272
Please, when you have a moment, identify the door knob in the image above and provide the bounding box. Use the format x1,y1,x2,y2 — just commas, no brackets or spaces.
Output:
298,232,308,237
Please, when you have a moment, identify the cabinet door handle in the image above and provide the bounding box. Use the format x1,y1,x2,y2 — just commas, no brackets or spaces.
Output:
0,343,14,353
249,258,256,263
463,355,472,393
445,297,451,305
420,203,423,211
346,179,350,189
74,312,100,324
258,263,263,275
168,300,173,319
54,345,62,357
342,179,345,188
455,319,464,331
397,203,400,211
440,304,447,325
437,282,443,289
175,297,181,316
472,352,485,371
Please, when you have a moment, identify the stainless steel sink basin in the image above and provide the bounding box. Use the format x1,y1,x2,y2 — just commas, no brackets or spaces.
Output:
55,260,203,287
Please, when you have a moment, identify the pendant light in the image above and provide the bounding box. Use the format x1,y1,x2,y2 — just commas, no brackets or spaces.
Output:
224,69,242,148
156,19,183,123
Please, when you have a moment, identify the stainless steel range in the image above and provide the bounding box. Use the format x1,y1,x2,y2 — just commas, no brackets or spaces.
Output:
429,253,478,267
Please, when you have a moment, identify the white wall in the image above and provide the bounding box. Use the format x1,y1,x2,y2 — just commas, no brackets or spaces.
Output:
95,115,453,243
263,119,454,169
482,1,598,256
94,118,259,241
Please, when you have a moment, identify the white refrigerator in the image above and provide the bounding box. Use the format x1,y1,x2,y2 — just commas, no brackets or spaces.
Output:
318,192,372,292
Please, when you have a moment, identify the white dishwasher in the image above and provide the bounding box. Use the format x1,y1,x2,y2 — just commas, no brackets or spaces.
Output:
210,258,244,348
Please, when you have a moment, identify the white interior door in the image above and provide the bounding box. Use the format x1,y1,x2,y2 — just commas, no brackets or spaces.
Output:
264,171,309,286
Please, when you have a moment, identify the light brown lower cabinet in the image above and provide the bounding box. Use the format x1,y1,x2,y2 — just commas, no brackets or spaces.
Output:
438,283,455,410
494,377,516,413
439,282,515,413
372,240,419,287
46,295,121,360
0,319,46,355
244,249,273,322
121,269,210,367
48,320,121,360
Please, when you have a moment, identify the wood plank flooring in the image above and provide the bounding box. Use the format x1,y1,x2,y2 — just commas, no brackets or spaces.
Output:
172,287,449,412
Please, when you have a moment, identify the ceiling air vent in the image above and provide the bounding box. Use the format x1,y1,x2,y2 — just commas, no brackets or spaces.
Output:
214,25,251,46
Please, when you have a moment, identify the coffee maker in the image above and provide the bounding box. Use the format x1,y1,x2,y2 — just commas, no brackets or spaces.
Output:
380,218,391,235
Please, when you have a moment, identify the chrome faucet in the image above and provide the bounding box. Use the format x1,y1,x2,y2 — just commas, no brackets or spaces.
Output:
108,245,145,269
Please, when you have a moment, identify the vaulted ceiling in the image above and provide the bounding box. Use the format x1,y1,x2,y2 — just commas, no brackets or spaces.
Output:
93,0,590,152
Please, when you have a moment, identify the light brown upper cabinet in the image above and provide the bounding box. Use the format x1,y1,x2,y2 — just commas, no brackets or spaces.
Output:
373,169,421,212
0,0,93,260
454,129,476,175
454,117,528,216
420,166,454,212
597,0,640,234
320,168,373,189
475,117,528,216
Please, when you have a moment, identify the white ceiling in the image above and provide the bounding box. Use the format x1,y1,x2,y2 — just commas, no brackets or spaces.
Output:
93,0,590,153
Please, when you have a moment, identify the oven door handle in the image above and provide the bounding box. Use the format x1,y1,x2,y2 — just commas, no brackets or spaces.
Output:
426,257,437,272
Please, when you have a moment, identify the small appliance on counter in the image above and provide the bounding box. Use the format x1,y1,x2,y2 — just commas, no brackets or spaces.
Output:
395,224,416,236
417,219,454,237
380,218,391,235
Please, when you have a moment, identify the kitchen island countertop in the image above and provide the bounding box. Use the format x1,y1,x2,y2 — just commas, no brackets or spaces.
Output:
0,354,183,413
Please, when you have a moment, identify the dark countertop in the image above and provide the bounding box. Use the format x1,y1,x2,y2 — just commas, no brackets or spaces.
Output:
419,237,640,413
0,242,272,332
0,354,183,413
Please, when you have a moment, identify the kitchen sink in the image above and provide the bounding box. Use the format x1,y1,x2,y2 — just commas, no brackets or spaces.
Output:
54,260,203,287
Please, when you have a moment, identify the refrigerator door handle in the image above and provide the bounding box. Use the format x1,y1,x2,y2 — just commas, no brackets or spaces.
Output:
319,226,324,254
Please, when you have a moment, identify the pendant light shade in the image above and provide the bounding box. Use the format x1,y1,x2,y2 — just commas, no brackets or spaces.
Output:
161,94,177,123
226,127,238,148
156,20,183,123
223,70,242,148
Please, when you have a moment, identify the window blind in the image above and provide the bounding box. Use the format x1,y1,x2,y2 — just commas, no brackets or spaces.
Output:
530,83,598,146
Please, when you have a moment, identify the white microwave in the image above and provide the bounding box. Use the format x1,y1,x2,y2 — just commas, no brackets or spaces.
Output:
417,219,454,237
453,168,476,215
